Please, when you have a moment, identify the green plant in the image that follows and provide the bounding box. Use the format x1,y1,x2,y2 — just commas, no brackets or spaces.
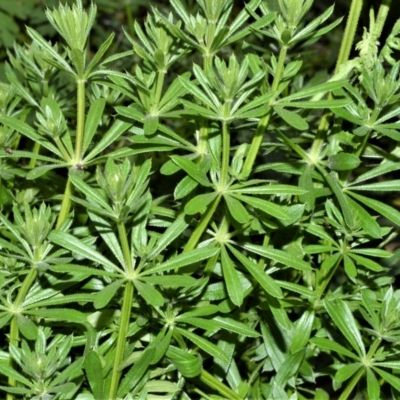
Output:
0,0,400,399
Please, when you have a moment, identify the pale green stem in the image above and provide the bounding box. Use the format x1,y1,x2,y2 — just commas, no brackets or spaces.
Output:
242,45,288,178
183,194,221,252
199,370,243,400
374,0,392,40
338,368,364,400
310,0,363,160
74,79,86,163
220,122,230,187
56,78,86,228
125,0,135,39
108,280,134,400
117,221,134,275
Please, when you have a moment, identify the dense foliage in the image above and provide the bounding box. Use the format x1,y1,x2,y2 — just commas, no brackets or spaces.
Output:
1,0,400,399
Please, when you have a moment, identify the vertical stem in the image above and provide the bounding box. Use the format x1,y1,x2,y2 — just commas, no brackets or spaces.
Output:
125,0,135,39
220,122,230,187
310,0,363,160
117,221,134,275
183,195,221,252
242,46,288,178
107,280,134,399
74,79,86,163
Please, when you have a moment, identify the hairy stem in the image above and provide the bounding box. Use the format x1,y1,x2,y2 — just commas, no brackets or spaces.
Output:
74,79,86,163
199,370,243,400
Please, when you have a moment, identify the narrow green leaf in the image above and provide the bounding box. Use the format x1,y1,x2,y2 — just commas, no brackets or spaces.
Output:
86,32,115,76
212,316,259,337
275,107,308,130
117,346,156,397
229,184,307,196
324,298,365,357
243,243,312,272
291,310,315,354
328,153,361,171
231,193,290,220
347,196,381,239
310,337,358,360
25,308,87,323
335,363,362,382
134,280,164,307
16,314,38,340
0,365,31,386
229,245,283,298
49,231,122,274
176,327,229,364
348,253,383,272
373,367,400,391
166,345,202,378
171,155,212,187
174,176,198,200
224,195,250,224
347,191,400,226
185,192,218,215
366,368,380,400
82,98,106,155
84,351,104,400
94,279,124,309
349,180,400,192
275,349,305,386
140,275,196,287
221,246,243,306
142,246,218,276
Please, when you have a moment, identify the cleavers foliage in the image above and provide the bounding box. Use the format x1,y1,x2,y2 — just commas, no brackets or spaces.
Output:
0,0,400,399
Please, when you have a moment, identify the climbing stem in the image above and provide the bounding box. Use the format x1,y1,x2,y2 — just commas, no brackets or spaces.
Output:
108,280,134,400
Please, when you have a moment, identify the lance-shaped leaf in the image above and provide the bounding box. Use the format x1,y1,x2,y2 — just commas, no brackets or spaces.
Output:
25,308,87,323
84,351,104,400
324,298,366,357
221,245,243,306
243,243,312,272
185,192,218,215
82,98,106,155
176,327,229,364
141,246,219,276
228,245,283,298
49,231,122,274
94,279,124,309
224,194,250,224
171,155,212,187
231,193,289,220
274,107,308,130
134,280,164,307
328,153,361,171
166,345,202,378
212,316,259,337
290,310,315,354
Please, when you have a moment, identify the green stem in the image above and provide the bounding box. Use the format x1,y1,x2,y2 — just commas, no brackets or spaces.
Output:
310,0,363,160
117,221,134,275
56,177,73,229
374,0,392,41
108,281,134,400
125,1,135,39
315,256,343,300
183,194,221,252
199,370,242,400
74,78,86,163
220,122,230,187
338,367,364,400
28,142,41,170
242,45,288,177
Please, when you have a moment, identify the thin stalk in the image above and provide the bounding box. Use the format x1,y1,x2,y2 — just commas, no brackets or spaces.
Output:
117,221,134,275
310,0,363,160
199,370,243,400
56,78,86,228
74,79,86,163
242,46,288,177
338,367,364,400
220,122,230,187
183,194,221,252
125,0,135,39
107,280,134,399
